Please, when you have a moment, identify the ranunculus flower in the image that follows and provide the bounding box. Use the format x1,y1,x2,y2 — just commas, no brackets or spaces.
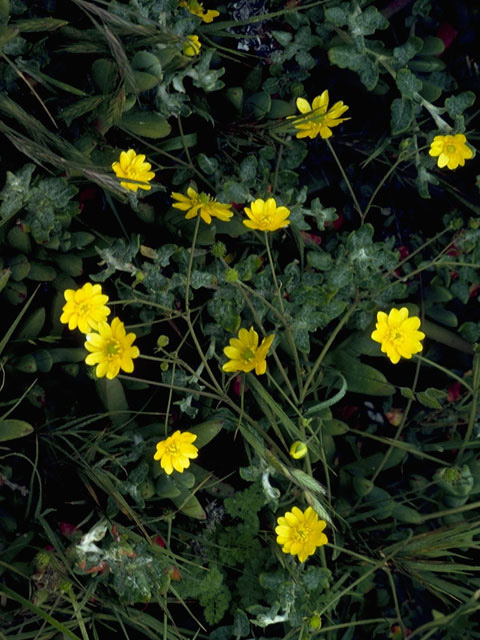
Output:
429,133,473,170
371,307,425,364
171,187,233,224
154,430,199,475
289,90,349,139
60,283,110,334
112,149,155,192
275,506,328,562
243,198,290,232
85,318,140,379
222,327,274,375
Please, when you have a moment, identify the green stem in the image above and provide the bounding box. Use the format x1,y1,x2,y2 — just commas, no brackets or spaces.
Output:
414,354,473,394
325,138,362,219
177,114,193,166
272,144,284,195
370,355,421,484
312,618,397,636
264,232,304,396
457,350,480,463
384,566,406,638
237,277,299,403
300,294,359,403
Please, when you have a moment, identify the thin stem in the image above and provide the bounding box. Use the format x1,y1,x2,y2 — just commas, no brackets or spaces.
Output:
414,354,473,394
239,281,299,404
177,115,193,166
300,294,359,403
272,144,284,195
384,566,406,638
361,148,423,221
312,618,397,636
264,231,285,314
325,138,362,219
457,351,480,463
181,218,225,393
369,354,421,485
264,232,304,397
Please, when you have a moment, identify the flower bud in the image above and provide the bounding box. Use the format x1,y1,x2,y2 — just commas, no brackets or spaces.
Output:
289,441,308,460
157,335,169,348
211,241,226,258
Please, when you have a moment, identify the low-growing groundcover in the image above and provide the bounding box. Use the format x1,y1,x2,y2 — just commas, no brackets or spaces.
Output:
1,0,480,638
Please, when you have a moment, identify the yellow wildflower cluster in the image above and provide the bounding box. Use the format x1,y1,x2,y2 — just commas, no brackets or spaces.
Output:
60,283,139,380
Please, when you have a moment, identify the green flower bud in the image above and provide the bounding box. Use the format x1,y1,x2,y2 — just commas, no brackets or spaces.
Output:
225,268,239,283
157,335,169,348
211,241,227,258
35,550,51,571
289,441,308,460
308,612,322,631
160,362,169,371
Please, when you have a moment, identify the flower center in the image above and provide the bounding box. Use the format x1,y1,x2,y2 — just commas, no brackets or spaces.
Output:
105,340,120,357
80,303,91,314
243,348,255,361
446,144,456,154
166,441,180,455
293,525,310,542
198,192,212,205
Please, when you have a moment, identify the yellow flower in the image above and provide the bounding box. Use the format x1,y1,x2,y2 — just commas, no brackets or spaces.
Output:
371,307,425,365
85,317,140,380
222,327,274,376
112,149,155,192
60,283,110,334
183,35,201,56
289,441,308,460
243,198,290,232
179,0,219,23
275,506,328,563
429,133,473,170
171,187,233,224
154,430,199,475
289,90,349,139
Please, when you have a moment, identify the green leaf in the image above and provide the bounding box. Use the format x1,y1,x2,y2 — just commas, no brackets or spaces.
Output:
419,36,445,56
121,110,171,139
400,386,415,400
188,419,223,448
0,164,35,220
444,91,476,118
396,68,423,99
233,609,250,639
353,6,389,35
393,37,424,66
239,155,257,182
417,387,446,409
171,493,206,519
307,250,333,271
390,97,415,134
324,5,348,26
243,92,271,118
197,153,219,175
222,180,251,203
325,351,395,396
0,419,34,441
271,30,292,46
